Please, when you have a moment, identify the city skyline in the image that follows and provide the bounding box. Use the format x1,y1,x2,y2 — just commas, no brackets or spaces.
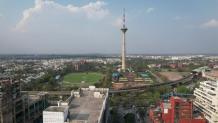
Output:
0,0,218,54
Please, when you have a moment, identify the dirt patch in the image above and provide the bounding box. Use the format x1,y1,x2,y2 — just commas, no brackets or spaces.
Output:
158,72,184,81
205,70,218,78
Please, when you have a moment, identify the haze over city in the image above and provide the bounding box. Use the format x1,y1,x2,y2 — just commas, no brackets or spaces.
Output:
1,0,218,54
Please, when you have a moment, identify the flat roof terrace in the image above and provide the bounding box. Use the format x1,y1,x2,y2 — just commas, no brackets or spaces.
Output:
69,90,107,123
44,106,66,112
205,70,218,79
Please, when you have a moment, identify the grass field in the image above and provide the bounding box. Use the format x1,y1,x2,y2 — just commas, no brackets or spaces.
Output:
63,72,103,87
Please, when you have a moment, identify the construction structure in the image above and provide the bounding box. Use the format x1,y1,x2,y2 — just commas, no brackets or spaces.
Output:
0,76,14,123
0,76,48,123
149,95,206,123
120,9,128,71
43,86,109,123
194,80,218,123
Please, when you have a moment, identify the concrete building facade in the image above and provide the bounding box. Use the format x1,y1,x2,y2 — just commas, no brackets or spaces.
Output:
0,77,14,123
0,77,48,123
194,80,218,123
43,106,69,123
120,9,128,71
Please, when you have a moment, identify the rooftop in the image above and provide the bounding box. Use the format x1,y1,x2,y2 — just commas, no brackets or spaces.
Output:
192,66,211,73
68,88,108,123
163,102,171,109
205,70,218,80
44,106,66,112
42,87,108,123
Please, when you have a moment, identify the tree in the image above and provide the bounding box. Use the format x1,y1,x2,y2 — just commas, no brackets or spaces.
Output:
157,85,172,95
124,113,135,123
176,86,191,94
110,108,121,123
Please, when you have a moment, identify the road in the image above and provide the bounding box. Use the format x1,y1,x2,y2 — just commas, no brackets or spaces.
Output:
21,91,71,95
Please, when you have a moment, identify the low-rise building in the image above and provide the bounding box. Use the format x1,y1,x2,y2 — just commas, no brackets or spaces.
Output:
43,106,69,123
43,86,109,123
149,96,206,123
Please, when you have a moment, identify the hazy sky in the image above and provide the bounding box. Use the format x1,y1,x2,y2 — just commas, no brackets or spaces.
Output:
0,0,218,54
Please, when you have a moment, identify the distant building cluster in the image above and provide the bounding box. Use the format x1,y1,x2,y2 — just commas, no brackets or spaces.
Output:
0,59,66,83
0,57,120,84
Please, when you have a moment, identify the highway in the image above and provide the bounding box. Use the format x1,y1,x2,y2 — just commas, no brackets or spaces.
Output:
109,75,194,93
21,91,71,95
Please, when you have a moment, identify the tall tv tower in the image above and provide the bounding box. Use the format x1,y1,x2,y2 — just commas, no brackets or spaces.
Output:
121,8,128,71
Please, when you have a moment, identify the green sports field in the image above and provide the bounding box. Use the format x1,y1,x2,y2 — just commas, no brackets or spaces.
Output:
63,72,103,87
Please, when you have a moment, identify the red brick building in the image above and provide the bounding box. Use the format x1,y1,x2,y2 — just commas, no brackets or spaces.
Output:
149,96,206,123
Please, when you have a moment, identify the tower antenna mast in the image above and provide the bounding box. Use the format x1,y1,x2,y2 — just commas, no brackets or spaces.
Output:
123,8,126,28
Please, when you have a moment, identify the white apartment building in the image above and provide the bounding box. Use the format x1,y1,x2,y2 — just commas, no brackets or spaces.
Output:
43,86,109,123
43,106,69,123
194,80,218,123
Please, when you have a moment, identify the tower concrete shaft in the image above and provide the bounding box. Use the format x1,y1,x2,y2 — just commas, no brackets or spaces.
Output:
121,28,127,71
121,9,127,71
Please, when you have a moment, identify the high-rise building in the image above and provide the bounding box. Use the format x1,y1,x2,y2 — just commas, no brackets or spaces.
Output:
0,77,14,123
0,76,48,123
0,76,25,123
194,80,218,123
120,9,128,71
